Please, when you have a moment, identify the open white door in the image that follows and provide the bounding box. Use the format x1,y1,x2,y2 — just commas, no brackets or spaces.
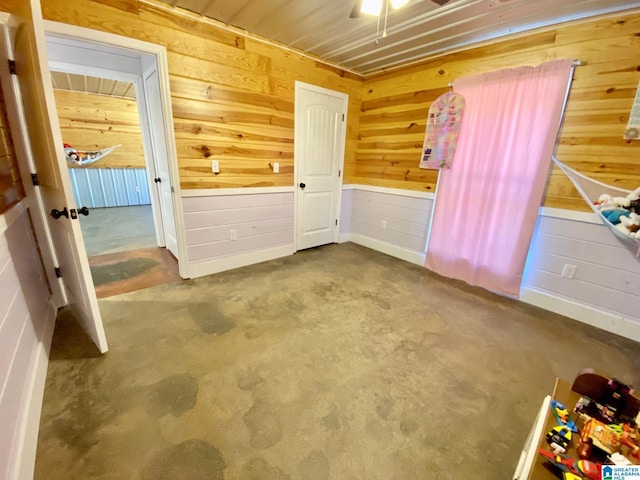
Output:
8,0,108,353
141,66,178,258
294,82,348,251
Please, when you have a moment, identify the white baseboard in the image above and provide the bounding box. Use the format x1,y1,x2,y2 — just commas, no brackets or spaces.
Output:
338,232,350,244
349,233,425,266
520,287,640,343
189,244,294,278
15,300,56,480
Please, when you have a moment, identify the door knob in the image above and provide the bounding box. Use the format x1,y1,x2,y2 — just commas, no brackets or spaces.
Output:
299,182,306,189
50,207,69,219
154,177,161,183
78,206,89,216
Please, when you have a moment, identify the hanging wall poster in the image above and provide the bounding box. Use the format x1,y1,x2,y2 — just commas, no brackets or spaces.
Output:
624,80,640,140
419,91,465,169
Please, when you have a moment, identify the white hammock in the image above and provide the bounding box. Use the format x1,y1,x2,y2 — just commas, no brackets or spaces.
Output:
65,144,121,166
552,156,640,257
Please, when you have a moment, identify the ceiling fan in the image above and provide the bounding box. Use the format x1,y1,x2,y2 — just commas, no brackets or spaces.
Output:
349,0,451,19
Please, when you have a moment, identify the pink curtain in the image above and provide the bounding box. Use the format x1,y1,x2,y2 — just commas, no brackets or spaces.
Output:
425,59,573,297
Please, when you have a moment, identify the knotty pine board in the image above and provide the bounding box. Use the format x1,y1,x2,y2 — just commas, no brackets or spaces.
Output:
40,0,362,190
20,0,640,209
54,89,145,169
359,10,640,208
0,82,23,214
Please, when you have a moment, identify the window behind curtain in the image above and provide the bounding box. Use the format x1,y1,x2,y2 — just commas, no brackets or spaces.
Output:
425,59,573,297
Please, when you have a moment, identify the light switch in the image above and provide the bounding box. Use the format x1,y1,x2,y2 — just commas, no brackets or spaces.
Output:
273,162,279,173
211,160,220,173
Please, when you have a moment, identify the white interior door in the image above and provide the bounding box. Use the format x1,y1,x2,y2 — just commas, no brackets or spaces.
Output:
142,67,178,258
295,82,348,251
9,0,108,353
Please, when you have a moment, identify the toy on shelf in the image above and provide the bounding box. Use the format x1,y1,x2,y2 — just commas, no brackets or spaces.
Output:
569,370,640,466
552,400,578,432
547,425,573,454
538,449,602,480
577,418,620,461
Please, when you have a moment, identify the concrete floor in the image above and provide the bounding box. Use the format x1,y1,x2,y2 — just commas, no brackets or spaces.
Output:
35,243,640,479
79,205,157,256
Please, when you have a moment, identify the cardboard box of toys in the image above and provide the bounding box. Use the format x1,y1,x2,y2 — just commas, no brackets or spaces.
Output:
538,370,640,479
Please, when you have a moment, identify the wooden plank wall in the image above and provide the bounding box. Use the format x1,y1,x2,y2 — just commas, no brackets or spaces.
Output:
0,81,24,214
54,89,145,169
39,0,363,189
356,10,640,210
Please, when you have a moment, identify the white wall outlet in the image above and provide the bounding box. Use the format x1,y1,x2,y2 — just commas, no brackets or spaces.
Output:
272,162,279,173
561,264,577,279
381,219,387,229
229,229,237,241
211,160,220,173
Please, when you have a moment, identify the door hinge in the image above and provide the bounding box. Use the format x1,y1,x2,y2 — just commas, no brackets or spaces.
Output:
8,59,16,75
335,219,338,226
31,173,39,186
54,267,62,278
338,170,341,177
342,113,345,122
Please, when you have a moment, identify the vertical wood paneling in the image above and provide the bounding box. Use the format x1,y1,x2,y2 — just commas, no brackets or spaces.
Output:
524,215,640,322
54,89,145,169
182,192,293,264
0,207,50,479
40,0,363,190
70,167,151,208
350,189,432,253
356,12,640,210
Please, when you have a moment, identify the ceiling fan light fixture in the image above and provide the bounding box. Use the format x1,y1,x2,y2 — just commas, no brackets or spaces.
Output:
360,0,383,16
390,0,410,9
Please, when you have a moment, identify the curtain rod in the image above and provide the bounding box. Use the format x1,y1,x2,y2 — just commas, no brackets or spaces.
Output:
447,59,585,87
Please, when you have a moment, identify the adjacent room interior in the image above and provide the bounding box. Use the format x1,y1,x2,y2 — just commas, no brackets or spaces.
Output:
1,0,639,478
52,71,180,297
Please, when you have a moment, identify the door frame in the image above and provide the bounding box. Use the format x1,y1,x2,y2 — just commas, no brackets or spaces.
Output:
43,20,189,278
293,81,348,251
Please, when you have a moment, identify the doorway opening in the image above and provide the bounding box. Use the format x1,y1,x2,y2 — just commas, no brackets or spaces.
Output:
46,34,182,297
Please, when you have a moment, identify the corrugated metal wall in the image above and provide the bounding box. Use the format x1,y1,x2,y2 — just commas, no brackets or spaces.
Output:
69,168,151,208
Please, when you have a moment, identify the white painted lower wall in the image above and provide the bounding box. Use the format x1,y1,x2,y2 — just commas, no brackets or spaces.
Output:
182,189,295,278
345,185,434,265
521,208,640,342
178,183,640,341
341,184,640,342
0,200,56,480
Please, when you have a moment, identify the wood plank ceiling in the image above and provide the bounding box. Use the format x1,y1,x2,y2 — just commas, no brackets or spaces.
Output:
155,0,640,75
50,71,136,99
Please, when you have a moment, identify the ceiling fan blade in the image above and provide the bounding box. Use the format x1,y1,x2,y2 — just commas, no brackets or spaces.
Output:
349,0,362,18
430,0,451,5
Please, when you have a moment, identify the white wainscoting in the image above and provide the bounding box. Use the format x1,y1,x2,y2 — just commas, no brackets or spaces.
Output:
522,211,640,341
69,168,151,208
0,201,55,480
339,187,353,243
343,184,640,342
344,185,434,265
182,191,295,278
